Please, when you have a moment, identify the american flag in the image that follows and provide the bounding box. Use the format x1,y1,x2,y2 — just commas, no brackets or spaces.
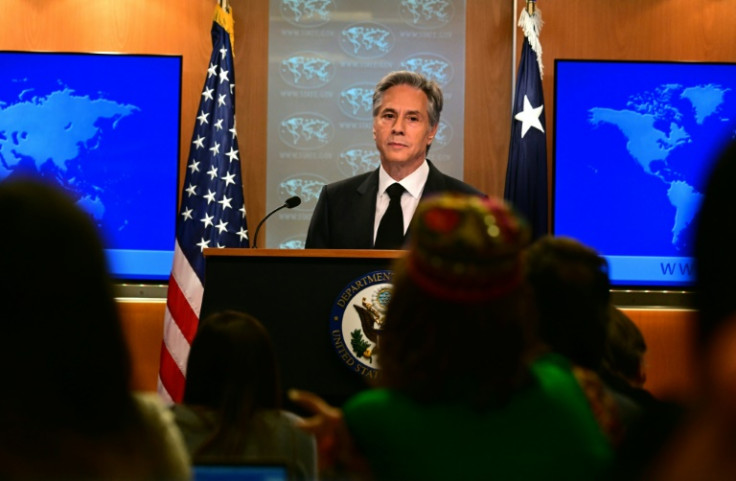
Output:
504,3,548,240
158,3,248,404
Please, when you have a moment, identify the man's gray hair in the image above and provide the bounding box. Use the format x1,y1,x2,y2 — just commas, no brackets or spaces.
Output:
372,70,443,128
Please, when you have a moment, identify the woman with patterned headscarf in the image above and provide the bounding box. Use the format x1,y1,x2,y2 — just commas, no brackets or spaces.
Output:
291,194,614,481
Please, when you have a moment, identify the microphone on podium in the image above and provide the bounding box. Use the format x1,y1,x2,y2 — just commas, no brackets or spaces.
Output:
251,196,301,248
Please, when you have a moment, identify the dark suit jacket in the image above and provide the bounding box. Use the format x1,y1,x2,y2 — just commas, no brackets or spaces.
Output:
305,160,485,249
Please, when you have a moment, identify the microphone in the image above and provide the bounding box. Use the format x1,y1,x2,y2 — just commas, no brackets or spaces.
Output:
251,196,301,248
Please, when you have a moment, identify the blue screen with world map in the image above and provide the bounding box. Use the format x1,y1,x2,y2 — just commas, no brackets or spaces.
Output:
0,51,181,281
554,59,736,288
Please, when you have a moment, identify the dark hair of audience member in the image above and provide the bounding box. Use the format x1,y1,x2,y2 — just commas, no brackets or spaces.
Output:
0,180,132,431
607,138,736,481
0,179,181,479
602,306,647,387
525,236,612,370
693,139,736,353
377,196,533,409
183,310,282,455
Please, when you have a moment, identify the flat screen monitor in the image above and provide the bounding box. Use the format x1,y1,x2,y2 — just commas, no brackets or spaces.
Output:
553,59,736,288
0,51,182,281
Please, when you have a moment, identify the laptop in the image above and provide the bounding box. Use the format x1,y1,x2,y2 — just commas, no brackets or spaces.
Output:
192,462,290,481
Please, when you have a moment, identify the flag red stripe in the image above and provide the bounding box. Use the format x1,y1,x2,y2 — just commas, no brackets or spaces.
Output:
166,273,200,344
158,342,186,402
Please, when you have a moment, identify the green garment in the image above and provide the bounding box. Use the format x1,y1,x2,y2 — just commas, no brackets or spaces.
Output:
343,353,613,481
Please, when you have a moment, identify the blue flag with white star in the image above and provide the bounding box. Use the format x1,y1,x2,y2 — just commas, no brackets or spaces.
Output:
504,7,548,240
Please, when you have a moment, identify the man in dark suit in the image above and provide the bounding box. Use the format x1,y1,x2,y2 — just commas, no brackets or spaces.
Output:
305,70,484,249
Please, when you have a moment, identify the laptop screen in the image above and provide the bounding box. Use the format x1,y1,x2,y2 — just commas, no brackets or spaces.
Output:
192,464,289,481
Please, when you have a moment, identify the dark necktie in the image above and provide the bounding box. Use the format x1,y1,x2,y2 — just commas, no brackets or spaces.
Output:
374,183,406,249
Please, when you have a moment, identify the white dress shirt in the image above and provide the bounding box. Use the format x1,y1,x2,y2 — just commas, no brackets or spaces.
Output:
373,160,430,244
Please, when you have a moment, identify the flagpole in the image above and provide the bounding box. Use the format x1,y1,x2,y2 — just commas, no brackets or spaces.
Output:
511,0,518,116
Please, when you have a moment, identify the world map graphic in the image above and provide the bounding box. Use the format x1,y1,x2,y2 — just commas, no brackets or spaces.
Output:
588,82,729,251
554,64,736,265
0,52,182,281
0,88,139,231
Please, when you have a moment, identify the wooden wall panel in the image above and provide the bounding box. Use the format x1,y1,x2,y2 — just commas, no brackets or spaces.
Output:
232,0,268,241
117,301,702,401
464,0,513,197
117,300,166,392
624,309,699,402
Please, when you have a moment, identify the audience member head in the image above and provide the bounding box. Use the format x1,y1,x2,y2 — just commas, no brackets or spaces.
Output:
378,194,532,408
0,179,133,432
602,306,647,388
693,139,736,403
694,140,736,352
525,235,611,370
627,140,736,481
0,180,189,480
183,310,282,451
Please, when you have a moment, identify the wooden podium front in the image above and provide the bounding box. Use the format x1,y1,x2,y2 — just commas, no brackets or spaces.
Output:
201,248,403,406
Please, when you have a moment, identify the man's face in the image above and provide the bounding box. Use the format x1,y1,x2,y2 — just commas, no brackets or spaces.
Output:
373,84,438,172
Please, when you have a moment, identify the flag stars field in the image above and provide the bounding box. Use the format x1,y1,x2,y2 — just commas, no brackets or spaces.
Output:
200,213,214,228
222,172,236,186
218,195,232,210
237,227,248,241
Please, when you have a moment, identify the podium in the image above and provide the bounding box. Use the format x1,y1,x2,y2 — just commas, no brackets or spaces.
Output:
201,248,404,406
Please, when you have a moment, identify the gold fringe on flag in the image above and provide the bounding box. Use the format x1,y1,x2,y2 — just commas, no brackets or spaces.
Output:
214,2,235,56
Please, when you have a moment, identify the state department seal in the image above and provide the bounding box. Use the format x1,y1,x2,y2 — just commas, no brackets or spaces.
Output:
330,269,393,379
